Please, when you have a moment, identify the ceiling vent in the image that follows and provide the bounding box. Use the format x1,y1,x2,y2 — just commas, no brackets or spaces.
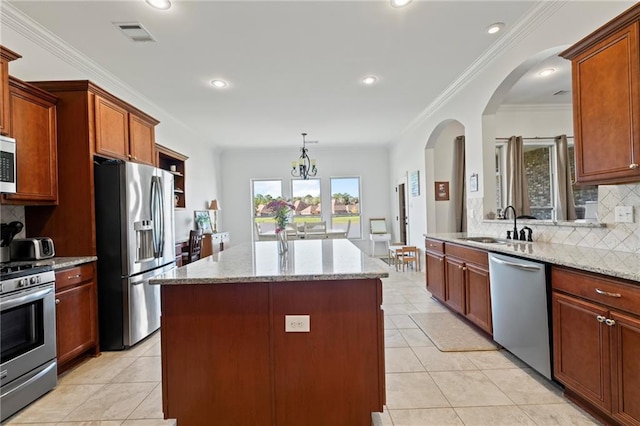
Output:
553,90,571,96
113,22,156,43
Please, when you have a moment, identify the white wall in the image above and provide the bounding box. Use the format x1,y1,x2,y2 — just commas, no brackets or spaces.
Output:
389,1,638,251
1,23,221,243
495,105,573,137
432,121,464,233
220,146,391,253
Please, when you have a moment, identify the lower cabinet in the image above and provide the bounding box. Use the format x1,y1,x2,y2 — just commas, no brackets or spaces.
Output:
425,238,445,301
552,266,640,426
54,262,99,372
443,242,492,335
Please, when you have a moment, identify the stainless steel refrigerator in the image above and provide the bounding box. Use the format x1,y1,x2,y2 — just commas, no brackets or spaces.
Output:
94,160,175,350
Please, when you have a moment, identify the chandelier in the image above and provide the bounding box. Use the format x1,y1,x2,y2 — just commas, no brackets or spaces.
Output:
291,132,317,180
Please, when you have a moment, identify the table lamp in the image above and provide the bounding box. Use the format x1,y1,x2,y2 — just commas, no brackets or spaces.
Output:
209,199,220,233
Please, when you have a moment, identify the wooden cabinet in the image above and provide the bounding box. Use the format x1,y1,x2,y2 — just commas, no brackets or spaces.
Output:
24,80,159,256
161,278,384,426
552,266,640,425
0,46,21,136
444,243,492,334
425,238,445,301
156,144,188,209
1,77,58,205
560,4,640,184
54,262,99,373
94,94,156,165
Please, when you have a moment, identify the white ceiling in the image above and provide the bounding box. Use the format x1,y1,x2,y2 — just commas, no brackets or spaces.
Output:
4,0,571,149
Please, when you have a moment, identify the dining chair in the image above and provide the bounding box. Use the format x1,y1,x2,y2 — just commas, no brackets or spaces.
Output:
341,220,351,238
183,229,203,264
303,221,327,239
395,246,419,271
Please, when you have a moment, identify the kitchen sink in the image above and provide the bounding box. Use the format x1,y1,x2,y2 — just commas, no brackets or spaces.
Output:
459,236,508,244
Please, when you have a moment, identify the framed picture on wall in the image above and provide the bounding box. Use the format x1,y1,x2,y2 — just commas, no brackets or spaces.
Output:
410,171,420,197
194,210,213,234
470,173,478,192
435,181,450,201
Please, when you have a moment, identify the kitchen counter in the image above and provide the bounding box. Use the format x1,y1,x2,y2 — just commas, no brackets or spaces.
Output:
150,239,388,285
2,256,97,270
155,238,386,425
425,233,639,282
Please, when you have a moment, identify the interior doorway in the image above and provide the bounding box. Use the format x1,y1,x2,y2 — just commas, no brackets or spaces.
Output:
397,183,407,244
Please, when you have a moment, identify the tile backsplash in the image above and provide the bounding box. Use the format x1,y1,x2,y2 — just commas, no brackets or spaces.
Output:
0,205,26,239
467,184,640,254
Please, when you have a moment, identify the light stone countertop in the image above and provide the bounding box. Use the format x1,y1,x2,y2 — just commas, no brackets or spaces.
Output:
4,256,97,270
150,239,389,285
426,233,639,283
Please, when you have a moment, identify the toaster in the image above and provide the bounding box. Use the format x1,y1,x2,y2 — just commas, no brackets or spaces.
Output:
10,237,55,260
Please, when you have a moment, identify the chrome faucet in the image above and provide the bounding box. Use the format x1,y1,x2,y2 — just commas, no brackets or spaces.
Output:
504,205,519,240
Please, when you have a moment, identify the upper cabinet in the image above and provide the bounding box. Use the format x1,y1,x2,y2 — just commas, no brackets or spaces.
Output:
156,144,188,209
561,4,640,185
0,46,21,136
1,77,58,205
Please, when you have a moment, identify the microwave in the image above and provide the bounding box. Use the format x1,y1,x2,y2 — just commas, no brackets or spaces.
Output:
0,135,16,194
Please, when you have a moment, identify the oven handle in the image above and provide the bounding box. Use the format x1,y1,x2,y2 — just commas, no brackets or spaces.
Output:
0,286,53,311
0,360,56,399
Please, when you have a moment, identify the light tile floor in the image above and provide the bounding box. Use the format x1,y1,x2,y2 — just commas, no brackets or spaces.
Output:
5,267,600,425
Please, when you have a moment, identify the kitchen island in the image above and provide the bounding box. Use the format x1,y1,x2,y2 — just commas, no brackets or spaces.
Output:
150,239,388,426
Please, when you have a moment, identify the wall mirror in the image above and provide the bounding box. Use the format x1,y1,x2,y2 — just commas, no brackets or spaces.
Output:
484,48,598,222
370,218,387,234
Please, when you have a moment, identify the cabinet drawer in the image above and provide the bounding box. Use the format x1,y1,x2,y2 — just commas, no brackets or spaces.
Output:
425,238,444,254
444,243,488,267
552,266,640,315
55,262,95,292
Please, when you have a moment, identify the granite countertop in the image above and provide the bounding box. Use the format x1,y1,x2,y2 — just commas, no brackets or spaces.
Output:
1,256,97,270
150,239,389,285
425,233,639,283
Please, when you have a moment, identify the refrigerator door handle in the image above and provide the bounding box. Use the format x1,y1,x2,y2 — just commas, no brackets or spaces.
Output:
157,175,165,255
150,177,162,258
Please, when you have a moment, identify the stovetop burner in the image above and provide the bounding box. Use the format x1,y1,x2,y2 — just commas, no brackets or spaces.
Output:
0,263,53,280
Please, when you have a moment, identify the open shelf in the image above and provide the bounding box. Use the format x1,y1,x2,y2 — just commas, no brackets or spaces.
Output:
156,143,188,209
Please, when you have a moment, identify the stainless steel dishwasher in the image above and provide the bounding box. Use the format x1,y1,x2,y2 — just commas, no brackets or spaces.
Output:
488,252,551,379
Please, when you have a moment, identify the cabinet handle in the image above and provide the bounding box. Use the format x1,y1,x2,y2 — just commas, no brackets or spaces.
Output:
595,288,621,298
605,318,616,327
439,258,443,262
128,154,132,159
596,315,606,323
630,163,639,169
55,299,60,305
67,274,81,280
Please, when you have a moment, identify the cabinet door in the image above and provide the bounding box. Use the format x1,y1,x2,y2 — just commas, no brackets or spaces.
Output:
94,95,129,160
610,311,640,425
571,22,640,184
55,281,98,366
129,114,155,165
0,58,9,136
444,256,465,314
465,263,492,334
2,79,57,204
425,251,445,302
553,291,611,411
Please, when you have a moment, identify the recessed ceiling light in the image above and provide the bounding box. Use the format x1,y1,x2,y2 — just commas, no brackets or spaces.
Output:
210,79,228,88
486,22,505,35
390,0,413,8
145,0,171,10
538,68,556,77
362,76,378,85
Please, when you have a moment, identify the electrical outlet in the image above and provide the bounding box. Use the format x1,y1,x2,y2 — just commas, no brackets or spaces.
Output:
614,206,634,223
285,315,310,332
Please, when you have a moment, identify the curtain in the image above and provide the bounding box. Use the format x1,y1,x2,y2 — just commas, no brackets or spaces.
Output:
555,134,577,220
454,136,467,232
506,136,530,216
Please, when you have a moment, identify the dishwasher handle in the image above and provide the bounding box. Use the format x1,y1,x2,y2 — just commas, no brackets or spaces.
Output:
490,256,541,272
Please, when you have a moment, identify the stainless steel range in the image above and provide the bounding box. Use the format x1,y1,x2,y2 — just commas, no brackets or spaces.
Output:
0,263,57,422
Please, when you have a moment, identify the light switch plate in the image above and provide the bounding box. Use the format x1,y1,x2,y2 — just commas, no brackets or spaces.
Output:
285,315,310,332
614,206,634,223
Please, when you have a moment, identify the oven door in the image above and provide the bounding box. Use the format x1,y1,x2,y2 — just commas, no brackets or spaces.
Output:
0,283,56,387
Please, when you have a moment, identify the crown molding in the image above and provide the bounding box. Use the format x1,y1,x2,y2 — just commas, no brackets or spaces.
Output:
401,1,567,137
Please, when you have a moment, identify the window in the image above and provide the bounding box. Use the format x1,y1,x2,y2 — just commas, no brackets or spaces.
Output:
291,179,322,225
330,177,361,238
252,179,283,235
